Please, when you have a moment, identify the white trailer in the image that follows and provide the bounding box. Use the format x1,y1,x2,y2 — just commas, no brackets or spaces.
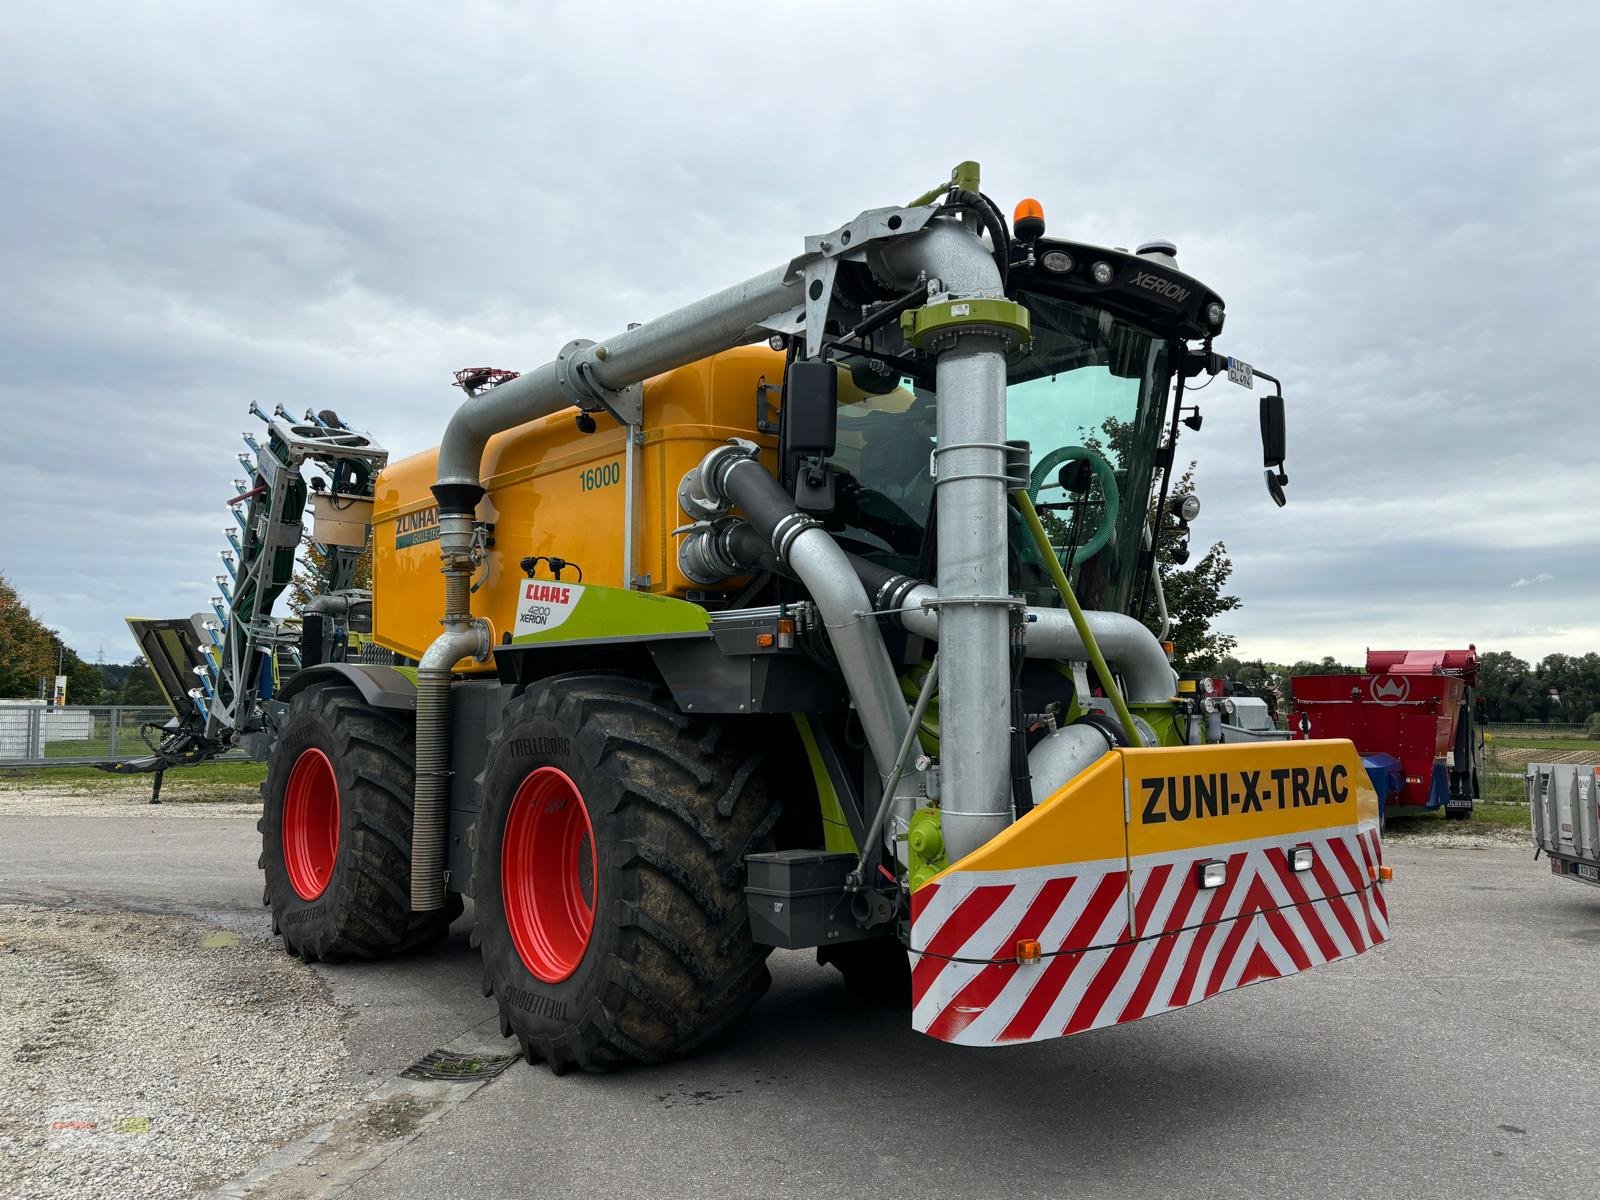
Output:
1530,762,1600,887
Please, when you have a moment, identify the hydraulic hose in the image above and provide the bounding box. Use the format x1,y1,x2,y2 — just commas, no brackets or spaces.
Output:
1013,491,1144,748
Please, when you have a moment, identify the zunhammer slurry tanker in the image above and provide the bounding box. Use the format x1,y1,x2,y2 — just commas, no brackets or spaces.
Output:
123,163,1389,1072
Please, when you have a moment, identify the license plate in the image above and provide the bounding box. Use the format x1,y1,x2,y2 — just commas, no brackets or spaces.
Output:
1579,864,1600,883
1226,357,1254,389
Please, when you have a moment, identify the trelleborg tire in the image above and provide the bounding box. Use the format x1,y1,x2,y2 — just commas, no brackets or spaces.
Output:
473,674,779,1074
259,685,461,961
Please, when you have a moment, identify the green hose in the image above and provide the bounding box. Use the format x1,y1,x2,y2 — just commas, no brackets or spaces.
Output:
1027,444,1120,566
1013,490,1144,749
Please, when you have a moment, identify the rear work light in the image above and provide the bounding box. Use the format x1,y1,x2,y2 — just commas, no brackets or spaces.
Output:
1197,860,1227,889
1290,846,1314,873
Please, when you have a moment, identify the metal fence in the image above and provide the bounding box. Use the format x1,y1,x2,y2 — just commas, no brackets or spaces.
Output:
0,704,244,768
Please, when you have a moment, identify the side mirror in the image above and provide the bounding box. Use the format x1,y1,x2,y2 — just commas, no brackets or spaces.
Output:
1259,393,1286,469
1260,393,1288,508
1265,470,1286,508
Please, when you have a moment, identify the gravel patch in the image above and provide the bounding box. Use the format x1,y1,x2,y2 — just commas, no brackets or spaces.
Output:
0,786,261,820
1385,823,1531,851
0,903,358,1199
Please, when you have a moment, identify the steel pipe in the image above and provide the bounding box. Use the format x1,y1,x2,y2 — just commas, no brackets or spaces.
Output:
706,450,911,785
894,582,1177,703
927,334,1016,863
433,267,802,500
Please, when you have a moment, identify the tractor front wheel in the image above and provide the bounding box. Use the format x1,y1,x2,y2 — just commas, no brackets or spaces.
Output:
473,674,779,1074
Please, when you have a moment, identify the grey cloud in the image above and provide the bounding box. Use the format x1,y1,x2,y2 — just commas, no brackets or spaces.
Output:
2,0,1598,664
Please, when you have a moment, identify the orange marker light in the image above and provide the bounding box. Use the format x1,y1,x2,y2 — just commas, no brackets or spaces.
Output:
755,632,775,648
1013,198,1046,242
1016,938,1042,964
1379,865,1394,882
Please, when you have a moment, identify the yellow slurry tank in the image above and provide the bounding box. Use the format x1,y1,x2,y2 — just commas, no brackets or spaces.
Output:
371,347,782,664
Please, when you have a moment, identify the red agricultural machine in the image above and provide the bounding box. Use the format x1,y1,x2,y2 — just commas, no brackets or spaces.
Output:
1290,649,1481,824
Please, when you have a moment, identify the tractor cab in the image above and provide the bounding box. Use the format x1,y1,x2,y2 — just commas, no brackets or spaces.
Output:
819,226,1289,623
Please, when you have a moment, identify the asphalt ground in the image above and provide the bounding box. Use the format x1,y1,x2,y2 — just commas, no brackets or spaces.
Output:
2,792,1598,1199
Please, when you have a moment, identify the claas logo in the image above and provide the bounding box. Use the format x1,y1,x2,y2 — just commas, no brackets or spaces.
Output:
524,582,571,605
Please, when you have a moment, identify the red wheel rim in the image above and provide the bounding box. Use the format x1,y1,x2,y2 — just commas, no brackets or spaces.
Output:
502,766,597,983
282,747,340,901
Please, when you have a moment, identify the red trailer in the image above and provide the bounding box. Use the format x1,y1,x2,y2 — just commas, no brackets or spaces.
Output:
1290,648,1480,822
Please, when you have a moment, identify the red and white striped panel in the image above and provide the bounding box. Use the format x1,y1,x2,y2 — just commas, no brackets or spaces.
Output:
910,823,1386,1046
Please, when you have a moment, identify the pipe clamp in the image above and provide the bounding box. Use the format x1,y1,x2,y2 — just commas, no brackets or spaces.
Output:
900,297,1031,352
555,338,642,426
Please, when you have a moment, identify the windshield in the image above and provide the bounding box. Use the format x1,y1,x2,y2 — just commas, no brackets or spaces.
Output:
1009,293,1171,612
825,292,1172,611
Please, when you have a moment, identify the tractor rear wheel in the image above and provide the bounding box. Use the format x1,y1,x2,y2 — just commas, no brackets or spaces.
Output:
260,685,461,961
473,674,779,1074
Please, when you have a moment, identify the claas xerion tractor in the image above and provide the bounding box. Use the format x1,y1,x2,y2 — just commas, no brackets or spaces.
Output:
123,163,1389,1072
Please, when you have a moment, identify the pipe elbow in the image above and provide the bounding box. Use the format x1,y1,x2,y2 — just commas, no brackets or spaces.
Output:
418,621,490,674
869,215,1003,298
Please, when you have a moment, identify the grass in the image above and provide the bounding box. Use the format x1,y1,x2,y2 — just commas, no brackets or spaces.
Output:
1386,800,1529,838
1488,736,1599,752
0,758,266,800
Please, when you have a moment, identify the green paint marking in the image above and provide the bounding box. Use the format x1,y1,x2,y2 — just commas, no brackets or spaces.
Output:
510,582,710,646
795,714,856,854
577,461,622,493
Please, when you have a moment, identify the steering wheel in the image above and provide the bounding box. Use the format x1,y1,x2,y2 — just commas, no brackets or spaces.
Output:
1027,444,1120,565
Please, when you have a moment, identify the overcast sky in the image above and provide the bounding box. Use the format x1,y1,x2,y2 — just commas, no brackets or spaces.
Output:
3,1,1597,669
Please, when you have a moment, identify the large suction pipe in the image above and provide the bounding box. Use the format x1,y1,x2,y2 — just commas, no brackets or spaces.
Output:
410,598,488,910
873,216,1017,863
434,267,803,495
851,559,1178,704
687,443,911,784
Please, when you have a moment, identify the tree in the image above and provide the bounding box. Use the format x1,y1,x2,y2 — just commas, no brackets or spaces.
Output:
1159,539,1241,668
1286,657,1360,677
1144,462,1241,670
118,656,167,706
288,537,372,612
61,646,103,705
0,572,55,698
99,662,132,697
0,572,109,704
1478,651,1537,722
